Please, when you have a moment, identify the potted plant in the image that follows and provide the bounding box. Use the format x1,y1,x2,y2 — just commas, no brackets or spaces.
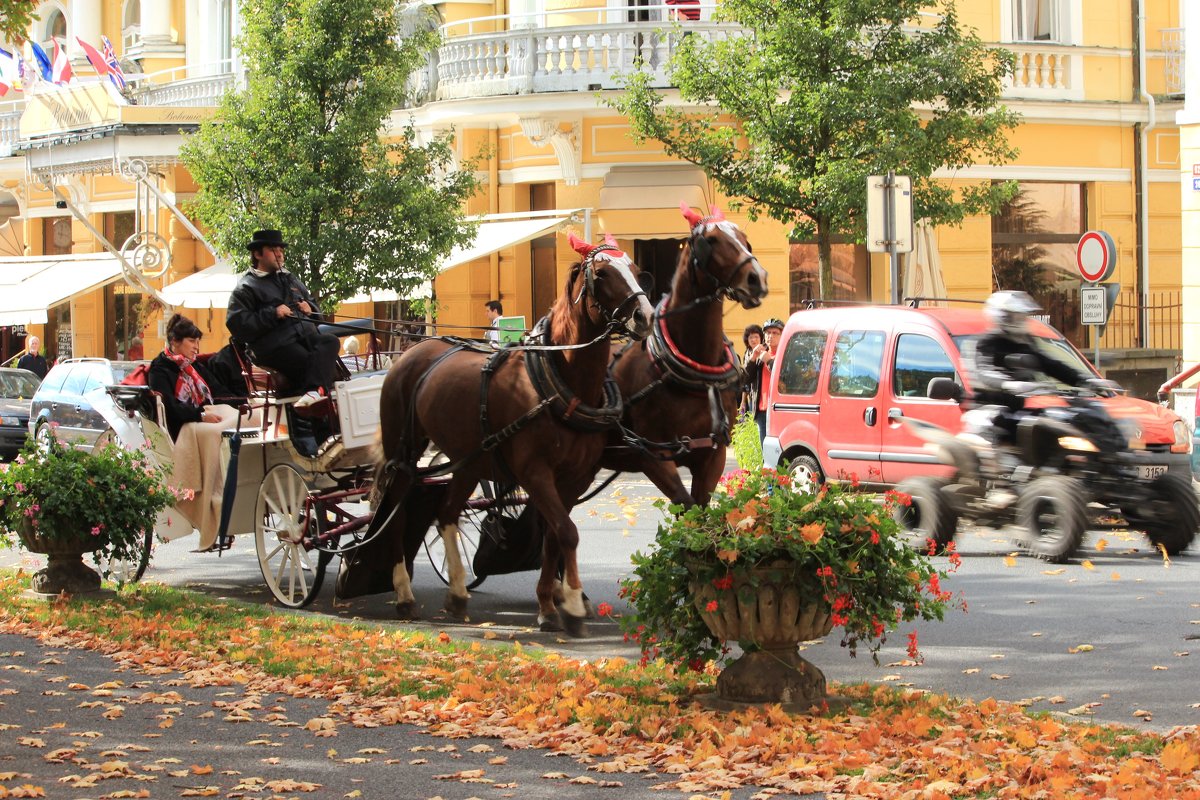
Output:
0,435,174,594
619,467,963,710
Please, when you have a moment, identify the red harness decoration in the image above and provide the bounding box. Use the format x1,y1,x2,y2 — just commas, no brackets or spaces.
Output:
655,313,736,375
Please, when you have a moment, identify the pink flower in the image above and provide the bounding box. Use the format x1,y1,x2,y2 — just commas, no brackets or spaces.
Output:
90,525,102,536
596,602,613,617
705,600,719,612
14,482,24,493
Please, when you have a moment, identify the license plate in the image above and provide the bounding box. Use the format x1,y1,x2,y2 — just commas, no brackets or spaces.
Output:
1137,464,1168,480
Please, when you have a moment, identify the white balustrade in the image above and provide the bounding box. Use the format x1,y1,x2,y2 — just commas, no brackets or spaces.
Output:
0,105,22,158
1004,44,1081,100
132,73,235,107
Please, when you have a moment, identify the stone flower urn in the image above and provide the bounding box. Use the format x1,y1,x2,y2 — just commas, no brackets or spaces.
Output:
17,523,103,595
690,564,834,711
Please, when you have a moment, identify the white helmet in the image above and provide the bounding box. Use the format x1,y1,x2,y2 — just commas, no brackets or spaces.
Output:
983,290,1040,335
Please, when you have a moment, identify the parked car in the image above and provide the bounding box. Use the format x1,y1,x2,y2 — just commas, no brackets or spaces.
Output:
761,304,1193,487
28,358,145,452
0,367,41,459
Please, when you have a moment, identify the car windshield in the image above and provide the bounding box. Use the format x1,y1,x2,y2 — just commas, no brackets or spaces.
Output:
952,334,1099,389
0,371,40,398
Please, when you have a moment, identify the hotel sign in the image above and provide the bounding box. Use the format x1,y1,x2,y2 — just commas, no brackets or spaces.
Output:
19,84,214,140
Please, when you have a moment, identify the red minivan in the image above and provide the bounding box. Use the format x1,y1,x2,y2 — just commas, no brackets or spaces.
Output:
761,304,1193,487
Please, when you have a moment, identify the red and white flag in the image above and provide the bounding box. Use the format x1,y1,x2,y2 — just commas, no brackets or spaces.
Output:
50,38,74,85
76,37,110,80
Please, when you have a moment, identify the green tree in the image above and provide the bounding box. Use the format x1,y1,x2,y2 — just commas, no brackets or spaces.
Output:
181,0,479,308
0,2,36,46
612,0,1020,298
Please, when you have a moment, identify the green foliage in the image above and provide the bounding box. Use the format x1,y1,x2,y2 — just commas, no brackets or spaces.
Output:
0,437,174,583
730,411,762,470
181,0,480,309
611,0,1020,297
0,1,37,44
619,468,961,669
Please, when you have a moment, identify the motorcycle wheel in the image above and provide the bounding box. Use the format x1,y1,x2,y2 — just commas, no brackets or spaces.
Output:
893,477,958,554
1016,475,1088,563
1138,472,1199,555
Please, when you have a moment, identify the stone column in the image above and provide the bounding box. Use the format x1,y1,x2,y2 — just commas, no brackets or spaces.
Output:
140,0,173,46
69,0,102,60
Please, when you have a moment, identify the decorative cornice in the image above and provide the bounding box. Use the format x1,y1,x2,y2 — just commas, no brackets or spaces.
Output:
518,116,582,185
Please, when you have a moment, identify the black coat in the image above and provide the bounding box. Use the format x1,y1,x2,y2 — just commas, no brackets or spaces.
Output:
17,353,48,379
226,269,324,355
967,331,1092,410
147,355,235,441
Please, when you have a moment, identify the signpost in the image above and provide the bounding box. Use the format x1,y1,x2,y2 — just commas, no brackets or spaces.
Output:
1076,230,1117,366
866,172,913,304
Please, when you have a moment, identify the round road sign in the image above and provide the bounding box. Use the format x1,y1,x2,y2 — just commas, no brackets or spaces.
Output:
1076,230,1117,284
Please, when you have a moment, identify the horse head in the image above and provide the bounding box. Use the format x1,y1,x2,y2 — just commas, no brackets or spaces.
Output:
567,233,654,339
680,203,769,309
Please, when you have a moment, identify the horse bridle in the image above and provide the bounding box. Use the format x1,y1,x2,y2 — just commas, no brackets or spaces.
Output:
572,244,649,332
685,220,759,306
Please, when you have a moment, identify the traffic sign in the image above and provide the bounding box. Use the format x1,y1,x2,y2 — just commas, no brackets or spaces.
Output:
1080,285,1107,325
866,174,913,254
1076,230,1117,283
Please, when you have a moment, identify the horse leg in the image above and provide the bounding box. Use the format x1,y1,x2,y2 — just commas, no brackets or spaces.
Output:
689,447,728,507
527,479,587,637
640,459,695,509
435,476,479,618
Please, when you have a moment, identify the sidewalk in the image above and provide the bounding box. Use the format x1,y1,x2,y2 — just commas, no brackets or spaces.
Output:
0,631,797,800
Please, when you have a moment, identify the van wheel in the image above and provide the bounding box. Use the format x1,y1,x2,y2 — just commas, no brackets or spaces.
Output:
893,477,958,554
787,455,824,489
1016,475,1087,563
1139,473,1198,555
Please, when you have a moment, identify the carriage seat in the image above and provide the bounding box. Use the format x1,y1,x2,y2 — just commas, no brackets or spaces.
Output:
229,338,297,399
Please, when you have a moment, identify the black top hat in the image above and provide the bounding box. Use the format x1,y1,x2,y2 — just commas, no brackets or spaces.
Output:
246,229,287,250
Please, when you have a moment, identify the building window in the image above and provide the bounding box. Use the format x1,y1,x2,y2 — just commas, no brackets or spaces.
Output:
44,7,67,43
218,0,233,64
1012,0,1058,42
788,241,866,310
123,0,141,51
991,181,1086,344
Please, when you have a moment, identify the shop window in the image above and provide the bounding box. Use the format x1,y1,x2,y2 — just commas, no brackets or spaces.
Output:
788,241,866,309
991,181,1086,345
43,216,72,255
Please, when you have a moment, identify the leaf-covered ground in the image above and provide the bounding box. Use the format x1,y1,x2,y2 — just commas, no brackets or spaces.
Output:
1,573,1198,799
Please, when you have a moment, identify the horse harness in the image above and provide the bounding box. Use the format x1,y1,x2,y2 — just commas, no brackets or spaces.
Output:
612,298,743,461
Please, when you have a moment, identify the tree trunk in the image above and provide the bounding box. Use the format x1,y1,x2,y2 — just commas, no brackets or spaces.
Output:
816,218,834,300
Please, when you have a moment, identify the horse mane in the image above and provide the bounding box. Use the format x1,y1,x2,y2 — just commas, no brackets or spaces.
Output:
668,240,694,302
547,263,583,344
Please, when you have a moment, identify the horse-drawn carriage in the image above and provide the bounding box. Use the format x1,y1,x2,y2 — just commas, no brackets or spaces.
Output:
96,209,767,635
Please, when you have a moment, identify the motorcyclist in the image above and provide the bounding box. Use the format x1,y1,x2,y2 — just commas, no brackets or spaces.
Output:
965,290,1118,448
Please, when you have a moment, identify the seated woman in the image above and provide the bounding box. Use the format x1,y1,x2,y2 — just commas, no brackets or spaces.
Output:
148,314,250,552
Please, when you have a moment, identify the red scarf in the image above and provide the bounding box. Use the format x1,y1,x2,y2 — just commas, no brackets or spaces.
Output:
163,346,213,407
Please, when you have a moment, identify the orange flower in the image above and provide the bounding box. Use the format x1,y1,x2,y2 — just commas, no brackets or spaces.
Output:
716,548,740,564
798,522,825,544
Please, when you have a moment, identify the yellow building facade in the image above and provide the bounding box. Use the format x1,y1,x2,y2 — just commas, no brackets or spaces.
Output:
0,0,1190,397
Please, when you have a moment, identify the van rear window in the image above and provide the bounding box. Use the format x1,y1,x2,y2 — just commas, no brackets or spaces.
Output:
776,331,827,395
829,330,885,398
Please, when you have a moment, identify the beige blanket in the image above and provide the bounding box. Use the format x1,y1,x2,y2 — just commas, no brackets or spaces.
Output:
171,404,255,550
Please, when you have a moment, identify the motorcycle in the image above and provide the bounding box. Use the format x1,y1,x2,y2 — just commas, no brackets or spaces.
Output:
895,375,1199,563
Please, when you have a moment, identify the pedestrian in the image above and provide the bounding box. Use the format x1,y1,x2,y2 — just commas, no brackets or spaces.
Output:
484,299,503,344
126,336,144,361
226,229,339,410
17,335,48,379
148,313,248,552
739,323,763,414
746,318,784,443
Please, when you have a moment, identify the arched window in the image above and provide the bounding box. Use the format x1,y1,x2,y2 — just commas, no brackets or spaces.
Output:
218,0,233,65
122,0,140,51
45,9,66,41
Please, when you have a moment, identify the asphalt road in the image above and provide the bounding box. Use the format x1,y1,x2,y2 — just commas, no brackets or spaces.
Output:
3,470,1198,737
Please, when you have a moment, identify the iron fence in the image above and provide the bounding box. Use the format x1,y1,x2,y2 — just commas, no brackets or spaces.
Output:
1049,288,1182,351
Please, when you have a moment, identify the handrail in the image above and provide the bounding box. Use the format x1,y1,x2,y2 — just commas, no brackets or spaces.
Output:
440,3,718,37
127,58,235,87
1157,362,1200,402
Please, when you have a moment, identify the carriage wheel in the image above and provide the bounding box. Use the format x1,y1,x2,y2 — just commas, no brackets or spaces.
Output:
93,428,153,584
423,480,518,590
255,463,326,608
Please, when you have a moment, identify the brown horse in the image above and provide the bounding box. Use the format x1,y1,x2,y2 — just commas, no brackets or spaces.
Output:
371,235,654,635
602,204,768,507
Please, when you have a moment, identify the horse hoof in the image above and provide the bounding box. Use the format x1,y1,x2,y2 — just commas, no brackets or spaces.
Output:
561,612,587,639
538,614,562,633
395,601,420,620
444,593,469,618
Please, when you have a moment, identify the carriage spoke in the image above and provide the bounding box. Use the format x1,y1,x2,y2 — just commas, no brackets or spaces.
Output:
256,464,324,609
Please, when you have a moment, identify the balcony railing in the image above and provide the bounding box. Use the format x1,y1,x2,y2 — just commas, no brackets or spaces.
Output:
0,101,22,159
127,60,236,107
1162,27,1184,96
1005,43,1079,98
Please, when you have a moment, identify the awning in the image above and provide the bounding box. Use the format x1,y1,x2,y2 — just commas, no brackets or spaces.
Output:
160,212,576,309
0,254,123,326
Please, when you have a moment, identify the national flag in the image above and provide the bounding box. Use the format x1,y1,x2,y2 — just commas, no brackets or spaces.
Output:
29,41,52,82
101,36,126,90
76,37,110,80
0,48,19,97
50,38,74,85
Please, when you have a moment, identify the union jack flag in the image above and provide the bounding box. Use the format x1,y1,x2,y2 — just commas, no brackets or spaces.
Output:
101,35,126,90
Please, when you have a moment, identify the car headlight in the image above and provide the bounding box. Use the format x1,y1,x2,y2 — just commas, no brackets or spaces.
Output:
1172,420,1192,454
0,416,19,427
1058,435,1099,452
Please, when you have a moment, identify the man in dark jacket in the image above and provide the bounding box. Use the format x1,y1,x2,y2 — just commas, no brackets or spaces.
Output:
225,229,339,409
17,335,48,379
